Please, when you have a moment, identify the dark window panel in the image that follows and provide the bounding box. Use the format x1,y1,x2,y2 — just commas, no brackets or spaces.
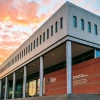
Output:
73,16,77,27
94,24,97,35
55,21,58,32
47,29,49,39
81,19,84,30
88,22,91,33
43,32,45,42
51,25,53,36
60,17,63,29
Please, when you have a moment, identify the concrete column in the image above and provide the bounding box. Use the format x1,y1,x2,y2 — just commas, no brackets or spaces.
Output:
94,49,96,58
0,79,2,99
12,72,16,99
4,77,8,100
23,66,27,98
39,56,44,96
66,41,72,94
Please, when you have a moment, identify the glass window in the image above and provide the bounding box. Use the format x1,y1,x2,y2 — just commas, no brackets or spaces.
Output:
95,49,100,58
73,16,77,27
24,49,25,56
34,40,35,49
22,50,23,58
20,52,21,59
72,50,94,65
28,45,30,53
43,32,45,42
88,22,91,33
37,38,38,47
60,17,63,29
47,29,49,39
15,57,16,62
31,43,32,51
18,54,19,60
81,19,84,30
40,35,42,44
55,21,58,32
26,47,27,54
94,24,97,35
51,25,53,36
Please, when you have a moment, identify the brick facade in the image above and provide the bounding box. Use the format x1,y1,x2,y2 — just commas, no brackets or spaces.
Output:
45,58,100,95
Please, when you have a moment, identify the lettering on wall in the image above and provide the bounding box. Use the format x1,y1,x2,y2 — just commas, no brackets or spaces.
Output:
73,74,88,85
46,77,56,85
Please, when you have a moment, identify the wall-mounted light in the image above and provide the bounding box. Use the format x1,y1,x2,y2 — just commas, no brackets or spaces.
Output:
33,64,35,66
52,54,54,56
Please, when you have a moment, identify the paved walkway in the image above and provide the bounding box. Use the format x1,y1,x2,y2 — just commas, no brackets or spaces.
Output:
9,94,100,100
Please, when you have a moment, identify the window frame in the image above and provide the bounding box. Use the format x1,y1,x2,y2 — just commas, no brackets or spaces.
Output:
94,24,97,35
88,22,91,33
47,29,49,39
81,19,84,30
55,21,58,33
60,17,63,29
51,25,53,36
73,16,77,28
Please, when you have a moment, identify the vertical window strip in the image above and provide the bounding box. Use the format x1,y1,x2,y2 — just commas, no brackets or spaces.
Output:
51,25,53,36
88,22,91,33
73,16,77,27
55,21,58,32
26,47,27,54
31,43,32,51
34,40,35,49
37,38,38,47
40,35,42,44
81,19,84,30
43,32,45,42
47,29,49,39
22,50,23,58
24,49,25,56
20,52,21,59
60,17,63,29
94,24,97,35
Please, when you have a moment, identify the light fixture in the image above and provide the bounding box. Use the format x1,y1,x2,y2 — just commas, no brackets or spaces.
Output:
33,64,35,66
21,71,22,72
52,54,54,56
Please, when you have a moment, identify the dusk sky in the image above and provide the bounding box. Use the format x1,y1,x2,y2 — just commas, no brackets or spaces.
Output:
0,0,100,65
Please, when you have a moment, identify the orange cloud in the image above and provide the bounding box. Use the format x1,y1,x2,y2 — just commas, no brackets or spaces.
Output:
0,0,67,65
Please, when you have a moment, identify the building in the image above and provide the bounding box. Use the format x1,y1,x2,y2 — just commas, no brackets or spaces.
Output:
0,1,100,100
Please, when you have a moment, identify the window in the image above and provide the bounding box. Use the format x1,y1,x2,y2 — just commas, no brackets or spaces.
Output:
81,19,84,30
43,32,45,42
26,47,27,54
31,43,32,51
94,24,97,35
95,49,100,58
15,57,16,63
47,29,49,39
88,22,91,33
73,16,77,27
51,25,53,36
28,45,30,53
12,58,14,65
40,35,42,44
55,21,58,32
22,50,23,58
37,38,38,47
60,17,63,29
34,40,35,49
20,52,21,59
18,54,19,61
24,49,25,56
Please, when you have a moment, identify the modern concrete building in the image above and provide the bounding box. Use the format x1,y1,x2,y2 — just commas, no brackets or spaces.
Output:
0,1,100,100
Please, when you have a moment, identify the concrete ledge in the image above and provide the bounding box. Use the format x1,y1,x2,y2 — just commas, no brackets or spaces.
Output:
8,94,100,100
